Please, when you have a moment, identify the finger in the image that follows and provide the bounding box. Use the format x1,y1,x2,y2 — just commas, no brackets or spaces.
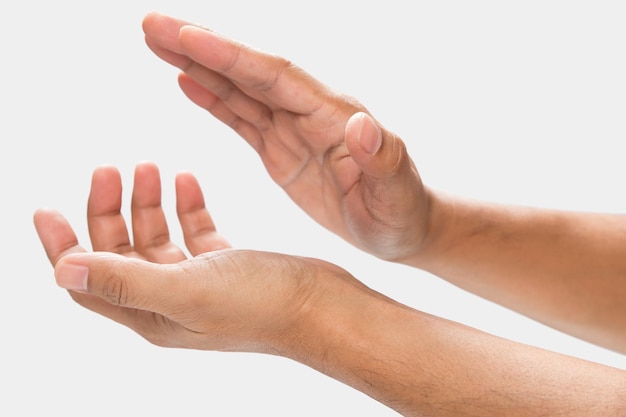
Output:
178,25,328,114
175,171,231,256
345,112,412,180
32,211,190,348
87,165,133,254
181,61,273,131
142,11,192,56
143,12,273,133
53,252,188,315
177,73,263,151
178,72,321,187
131,161,186,263
143,12,271,133
344,112,423,221
53,251,231,349
33,208,86,266
145,36,192,70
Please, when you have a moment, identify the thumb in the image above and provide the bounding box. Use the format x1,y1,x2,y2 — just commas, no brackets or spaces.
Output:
54,252,176,312
345,112,411,179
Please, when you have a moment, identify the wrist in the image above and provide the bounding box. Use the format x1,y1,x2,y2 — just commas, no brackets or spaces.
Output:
399,186,452,270
267,259,377,357
268,263,422,409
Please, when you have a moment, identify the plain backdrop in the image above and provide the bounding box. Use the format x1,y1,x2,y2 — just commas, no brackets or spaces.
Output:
2,1,625,416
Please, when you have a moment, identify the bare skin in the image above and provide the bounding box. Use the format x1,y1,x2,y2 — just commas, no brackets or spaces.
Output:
140,11,626,352
32,10,626,416
34,163,626,416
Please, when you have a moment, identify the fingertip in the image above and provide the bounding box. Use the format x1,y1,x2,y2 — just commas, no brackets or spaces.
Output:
133,161,161,184
178,25,224,51
33,207,52,231
346,112,409,180
143,10,162,20
142,10,155,25
33,207,65,228
175,171,205,212
175,170,194,194
33,206,53,219
55,261,89,292
175,170,197,186
175,168,193,176
142,10,165,33
134,160,159,175
91,164,120,181
55,252,125,294
178,24,196,41
347,112,382,155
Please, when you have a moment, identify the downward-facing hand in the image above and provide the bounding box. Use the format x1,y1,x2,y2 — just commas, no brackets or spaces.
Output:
142,12,432,262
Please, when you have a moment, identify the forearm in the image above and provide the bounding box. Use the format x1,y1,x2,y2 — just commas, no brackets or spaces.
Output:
408,189,626,351
277,273,626,416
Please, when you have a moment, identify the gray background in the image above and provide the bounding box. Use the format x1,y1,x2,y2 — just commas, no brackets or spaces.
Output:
2,1,625,415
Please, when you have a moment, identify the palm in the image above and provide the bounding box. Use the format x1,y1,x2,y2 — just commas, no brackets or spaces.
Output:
256,102,367,236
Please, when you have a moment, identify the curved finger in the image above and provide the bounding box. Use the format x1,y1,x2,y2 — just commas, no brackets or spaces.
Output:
177,73,263,151
144,12,267,130
145,36,193,70
182,62,273,131
53,252,191,315
35,209,191,347
87,165,133,254
131,161,186,263
178,25,327,115
54,252,223,349
345,112,405,177
34,208,86,266
175,171,231,256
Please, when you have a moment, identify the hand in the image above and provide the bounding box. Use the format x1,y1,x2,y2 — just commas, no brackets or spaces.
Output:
33,167,626,416
142,12,433,262
33,162,341,353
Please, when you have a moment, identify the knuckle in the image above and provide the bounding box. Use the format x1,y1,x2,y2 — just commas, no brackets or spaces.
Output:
102,272,129,306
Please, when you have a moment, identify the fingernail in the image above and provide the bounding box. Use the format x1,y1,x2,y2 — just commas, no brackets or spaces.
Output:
357,113,382,155
55,264,89,292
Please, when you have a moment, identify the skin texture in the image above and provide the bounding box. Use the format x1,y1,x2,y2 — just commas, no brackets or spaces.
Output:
34,163,626,416
34,11,626,416
142,13,430,263
140,11,626,353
